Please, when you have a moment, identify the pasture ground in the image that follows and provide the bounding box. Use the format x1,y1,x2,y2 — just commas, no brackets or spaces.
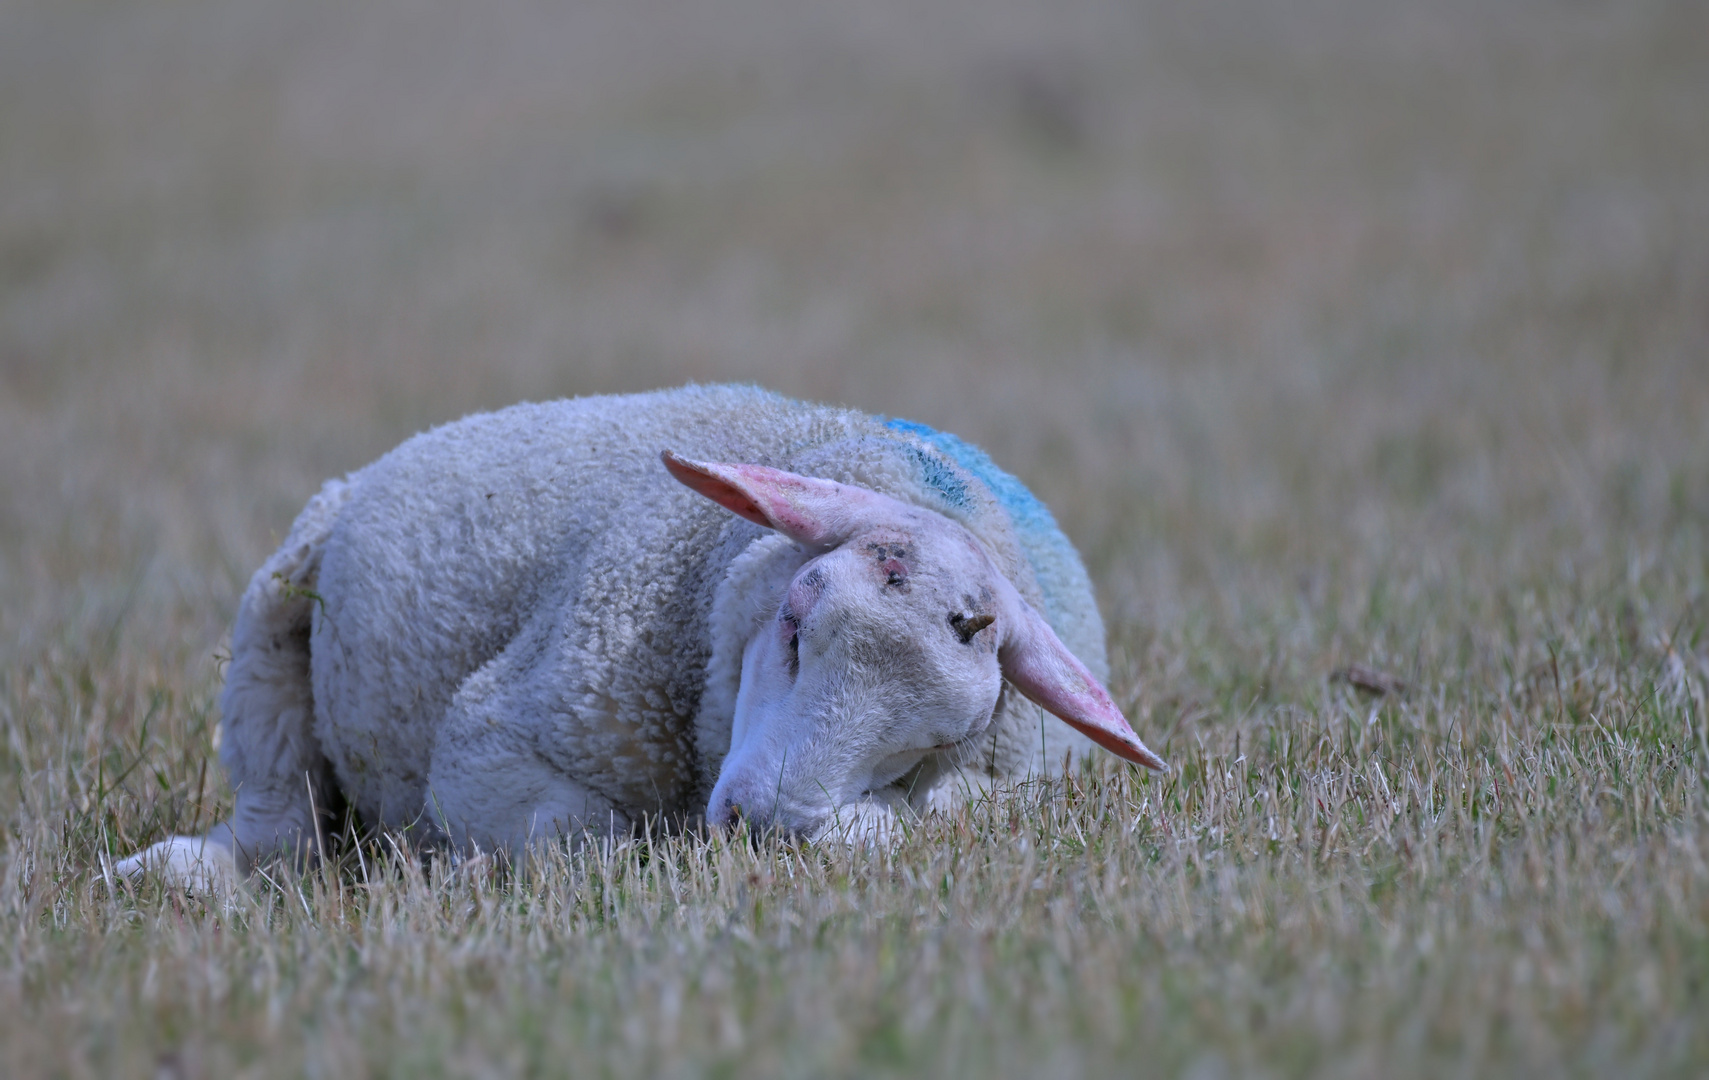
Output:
2,1,1707,1075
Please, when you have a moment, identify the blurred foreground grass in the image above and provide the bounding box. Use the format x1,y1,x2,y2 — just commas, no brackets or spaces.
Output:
2,0,1707,1075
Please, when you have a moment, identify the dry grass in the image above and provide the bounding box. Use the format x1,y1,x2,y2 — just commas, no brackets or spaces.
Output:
3,0,1707,1075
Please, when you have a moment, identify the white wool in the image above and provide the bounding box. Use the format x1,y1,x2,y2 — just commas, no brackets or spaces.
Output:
121,385,1112,875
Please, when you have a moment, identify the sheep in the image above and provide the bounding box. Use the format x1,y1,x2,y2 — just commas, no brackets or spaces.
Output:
117,384,1165,888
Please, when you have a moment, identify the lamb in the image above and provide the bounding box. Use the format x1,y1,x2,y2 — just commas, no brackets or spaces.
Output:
117,384,1165,889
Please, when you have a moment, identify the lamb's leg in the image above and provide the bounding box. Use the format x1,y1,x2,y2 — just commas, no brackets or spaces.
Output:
111,823,243,894
425,626,631,859
427,734,628,860
117,480,350,891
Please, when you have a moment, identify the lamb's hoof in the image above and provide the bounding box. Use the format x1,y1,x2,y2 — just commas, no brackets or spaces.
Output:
114,834,243,897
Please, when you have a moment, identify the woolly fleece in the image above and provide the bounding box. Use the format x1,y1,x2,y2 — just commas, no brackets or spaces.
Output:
148,386,1118,866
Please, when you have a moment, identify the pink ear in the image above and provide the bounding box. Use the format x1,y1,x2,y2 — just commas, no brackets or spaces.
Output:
661,451,885,549
999,600,1168,772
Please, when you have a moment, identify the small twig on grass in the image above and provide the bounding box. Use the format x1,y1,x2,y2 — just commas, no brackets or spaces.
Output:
1332,663,1408,698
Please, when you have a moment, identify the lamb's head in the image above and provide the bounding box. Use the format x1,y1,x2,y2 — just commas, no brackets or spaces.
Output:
663,451,1166,840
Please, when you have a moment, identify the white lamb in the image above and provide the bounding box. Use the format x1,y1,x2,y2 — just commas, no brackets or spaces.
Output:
118,384,1165,889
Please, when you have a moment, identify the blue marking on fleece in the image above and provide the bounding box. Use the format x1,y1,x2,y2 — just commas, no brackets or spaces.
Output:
899,442,972,510
884,419,1057,533
884,417,1071,617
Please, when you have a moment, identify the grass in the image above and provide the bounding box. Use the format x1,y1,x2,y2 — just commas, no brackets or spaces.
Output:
2,0,1707,1075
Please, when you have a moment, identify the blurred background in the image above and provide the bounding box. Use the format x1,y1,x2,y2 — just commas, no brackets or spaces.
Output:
4,5,1707,1069
1,0,1705,691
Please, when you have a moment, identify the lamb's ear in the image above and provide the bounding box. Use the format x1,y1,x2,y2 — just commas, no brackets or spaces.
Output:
661,451,885,549
997,595,1168,772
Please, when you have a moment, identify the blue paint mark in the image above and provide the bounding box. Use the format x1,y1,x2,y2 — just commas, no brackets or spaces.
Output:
882,415,1085,628
903,443,971,510
884,418,1060,537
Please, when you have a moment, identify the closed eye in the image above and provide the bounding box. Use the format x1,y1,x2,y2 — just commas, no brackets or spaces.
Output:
927,728,980,753
929,707,998,754
780,607,801,678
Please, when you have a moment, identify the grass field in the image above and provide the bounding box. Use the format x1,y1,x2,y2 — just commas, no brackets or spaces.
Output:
3,0,1707,1075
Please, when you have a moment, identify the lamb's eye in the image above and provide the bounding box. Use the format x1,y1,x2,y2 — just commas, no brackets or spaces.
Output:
780,608,801,678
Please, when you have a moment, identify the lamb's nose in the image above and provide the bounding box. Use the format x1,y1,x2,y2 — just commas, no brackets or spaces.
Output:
708,795,744,831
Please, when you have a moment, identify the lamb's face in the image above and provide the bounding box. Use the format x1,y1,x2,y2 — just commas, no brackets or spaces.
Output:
708,523,1008,839
661,450,1166,842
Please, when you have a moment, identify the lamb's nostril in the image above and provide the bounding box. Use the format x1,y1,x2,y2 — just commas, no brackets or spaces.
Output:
711,798,744,831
